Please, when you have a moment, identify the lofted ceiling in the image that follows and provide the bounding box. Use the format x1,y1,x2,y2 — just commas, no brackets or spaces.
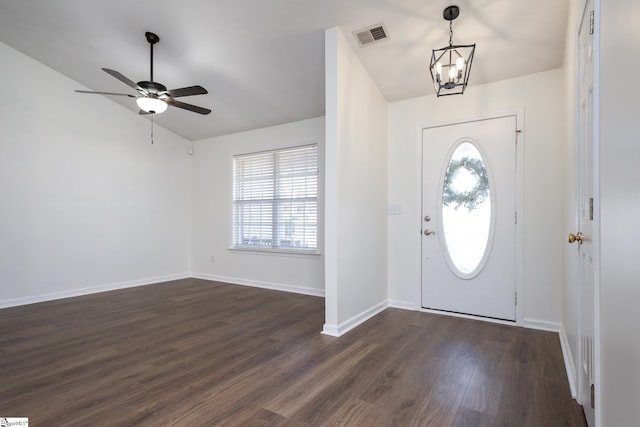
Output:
0,0,568,141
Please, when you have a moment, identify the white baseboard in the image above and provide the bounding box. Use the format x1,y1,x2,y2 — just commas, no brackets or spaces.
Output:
558,325,578,398
190,272,325,298
522,318,577,399
321,300,389,337
0,272,191,309
521,318,562,332
321,324,340,336
388,299,420,311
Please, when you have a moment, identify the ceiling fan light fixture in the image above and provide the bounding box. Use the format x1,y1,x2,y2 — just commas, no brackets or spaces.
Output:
136,96,167,114
429,5,476,97
76,32,211,116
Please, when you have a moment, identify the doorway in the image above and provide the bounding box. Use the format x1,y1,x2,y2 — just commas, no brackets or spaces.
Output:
421,115,519,321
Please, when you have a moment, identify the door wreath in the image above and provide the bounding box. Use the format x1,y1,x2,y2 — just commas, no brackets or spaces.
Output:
442,156,489,211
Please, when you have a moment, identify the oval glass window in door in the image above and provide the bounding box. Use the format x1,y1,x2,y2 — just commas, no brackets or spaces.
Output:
440,141,493,278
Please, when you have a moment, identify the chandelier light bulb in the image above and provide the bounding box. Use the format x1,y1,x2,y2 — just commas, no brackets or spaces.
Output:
449,66,457,82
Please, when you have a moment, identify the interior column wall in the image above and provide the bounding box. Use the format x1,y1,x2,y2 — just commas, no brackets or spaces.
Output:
323,26,388,335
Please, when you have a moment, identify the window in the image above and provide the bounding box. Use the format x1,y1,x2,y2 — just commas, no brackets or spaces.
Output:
441,141,493,278
232,144,318,253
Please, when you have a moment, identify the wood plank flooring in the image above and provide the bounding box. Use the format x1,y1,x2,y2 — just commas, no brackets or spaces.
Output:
0,278,586,426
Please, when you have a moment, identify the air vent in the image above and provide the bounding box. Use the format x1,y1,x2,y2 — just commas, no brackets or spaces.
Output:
353,23,389,47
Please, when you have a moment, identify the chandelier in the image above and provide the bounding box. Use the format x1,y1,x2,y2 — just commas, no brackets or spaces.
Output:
429,5,476,97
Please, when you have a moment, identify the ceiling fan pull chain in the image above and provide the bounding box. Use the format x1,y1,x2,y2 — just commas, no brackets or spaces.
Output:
151,114,154,144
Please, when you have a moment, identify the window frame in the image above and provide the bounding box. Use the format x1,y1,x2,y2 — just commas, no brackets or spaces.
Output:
231,144,319,255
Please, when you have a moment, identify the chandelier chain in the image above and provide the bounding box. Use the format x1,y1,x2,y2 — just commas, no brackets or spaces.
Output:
449,20,453,46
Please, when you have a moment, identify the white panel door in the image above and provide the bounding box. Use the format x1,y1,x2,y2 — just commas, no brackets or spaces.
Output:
421,116,517,321
574,0,596,424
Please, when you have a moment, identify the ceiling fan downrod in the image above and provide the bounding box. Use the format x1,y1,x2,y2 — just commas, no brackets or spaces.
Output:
138,32,166,94
145,31,159,82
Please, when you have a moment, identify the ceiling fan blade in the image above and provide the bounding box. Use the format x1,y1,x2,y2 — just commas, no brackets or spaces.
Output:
164,85,208,98
102,68,143,92
75,90,136,97
166,98,211,115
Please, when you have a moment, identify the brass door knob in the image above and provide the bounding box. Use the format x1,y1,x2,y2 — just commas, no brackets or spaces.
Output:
568,232,583,244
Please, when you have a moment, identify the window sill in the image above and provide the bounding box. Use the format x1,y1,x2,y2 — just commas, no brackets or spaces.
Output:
228,247,321,258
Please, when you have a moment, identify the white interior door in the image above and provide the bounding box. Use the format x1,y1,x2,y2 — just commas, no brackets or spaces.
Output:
421,116,517,321
574,1,596,425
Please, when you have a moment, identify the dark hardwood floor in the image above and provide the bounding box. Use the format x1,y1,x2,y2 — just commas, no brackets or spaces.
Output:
0,278,586,426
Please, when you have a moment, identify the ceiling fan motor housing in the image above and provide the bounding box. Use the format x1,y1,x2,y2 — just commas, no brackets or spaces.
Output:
138,80,167,94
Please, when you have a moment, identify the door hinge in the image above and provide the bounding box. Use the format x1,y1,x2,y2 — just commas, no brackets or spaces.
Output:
589,197,594,220
515,292,518,306
589,10,595,35
591,383,595,408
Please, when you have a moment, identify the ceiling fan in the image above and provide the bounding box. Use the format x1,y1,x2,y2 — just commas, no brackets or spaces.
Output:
76,32,211,115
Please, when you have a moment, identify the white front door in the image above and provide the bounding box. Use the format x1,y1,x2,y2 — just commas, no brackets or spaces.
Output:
574,0,596,424
421,116,517,321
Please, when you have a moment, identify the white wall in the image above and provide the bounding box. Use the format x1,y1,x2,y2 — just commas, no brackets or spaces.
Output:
190,117,325,296
598,0,640,424
388,69,565,325
324,27,388,335
0,42,191,307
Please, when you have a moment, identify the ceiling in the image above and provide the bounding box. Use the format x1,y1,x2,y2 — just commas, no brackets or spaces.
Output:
0,0,569,141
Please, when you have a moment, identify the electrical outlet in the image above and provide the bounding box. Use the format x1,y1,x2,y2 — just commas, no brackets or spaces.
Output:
387,205,402,215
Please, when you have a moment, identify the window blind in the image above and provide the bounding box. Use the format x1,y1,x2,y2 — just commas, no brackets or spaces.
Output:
232,144,318,252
